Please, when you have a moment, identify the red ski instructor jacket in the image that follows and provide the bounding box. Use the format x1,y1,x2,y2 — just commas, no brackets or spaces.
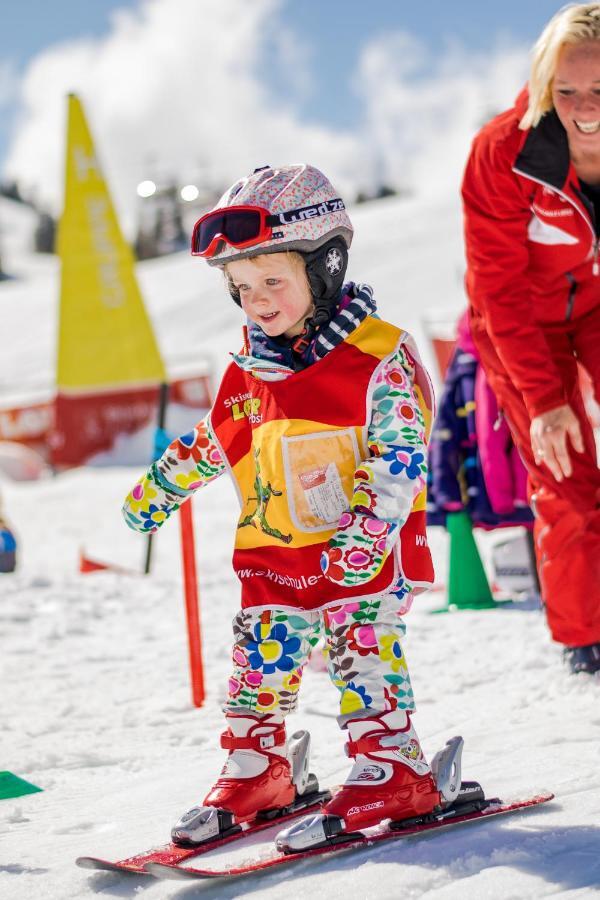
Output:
462,88,600,420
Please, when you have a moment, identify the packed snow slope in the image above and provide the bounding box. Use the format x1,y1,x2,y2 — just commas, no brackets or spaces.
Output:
1,192,600,900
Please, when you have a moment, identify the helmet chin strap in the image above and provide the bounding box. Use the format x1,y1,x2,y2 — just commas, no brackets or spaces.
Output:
291,298,335,355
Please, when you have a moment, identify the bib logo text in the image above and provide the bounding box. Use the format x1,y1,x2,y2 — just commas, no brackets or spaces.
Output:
232,397,262,424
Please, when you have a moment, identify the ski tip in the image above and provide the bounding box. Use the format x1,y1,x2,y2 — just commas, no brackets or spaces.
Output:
75,855,149,875
509,791,555,806
76,856,117,871
482,791,555,812
76,857,97,870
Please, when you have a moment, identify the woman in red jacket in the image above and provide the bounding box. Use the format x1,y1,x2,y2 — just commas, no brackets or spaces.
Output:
462,3,600,674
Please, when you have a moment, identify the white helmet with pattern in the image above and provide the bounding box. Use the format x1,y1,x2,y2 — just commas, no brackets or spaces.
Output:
194,163,353,266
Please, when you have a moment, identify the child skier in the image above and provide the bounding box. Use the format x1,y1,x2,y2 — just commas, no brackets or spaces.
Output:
123,164,458,851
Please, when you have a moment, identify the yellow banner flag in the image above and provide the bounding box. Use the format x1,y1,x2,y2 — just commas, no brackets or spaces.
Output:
57,93,166,390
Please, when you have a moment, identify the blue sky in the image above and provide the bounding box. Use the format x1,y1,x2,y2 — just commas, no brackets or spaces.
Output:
0,0,566,218
278,1,561,122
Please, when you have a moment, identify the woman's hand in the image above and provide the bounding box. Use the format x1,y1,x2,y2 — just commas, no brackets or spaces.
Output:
530,405,584,482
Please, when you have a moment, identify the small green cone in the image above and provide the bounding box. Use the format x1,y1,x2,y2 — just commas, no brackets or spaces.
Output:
438,510,497,611
0,771,43,800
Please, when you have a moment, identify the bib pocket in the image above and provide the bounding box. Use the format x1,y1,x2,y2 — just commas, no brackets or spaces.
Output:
281,429,360,532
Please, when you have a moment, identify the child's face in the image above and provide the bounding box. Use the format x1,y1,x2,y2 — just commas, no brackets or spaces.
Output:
227,254,313,339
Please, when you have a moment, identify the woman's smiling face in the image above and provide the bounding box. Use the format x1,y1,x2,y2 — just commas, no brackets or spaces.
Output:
552,40,600,157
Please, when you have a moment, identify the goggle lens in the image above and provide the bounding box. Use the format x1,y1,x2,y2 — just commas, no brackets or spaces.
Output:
192,207,269,256
191,197,345,258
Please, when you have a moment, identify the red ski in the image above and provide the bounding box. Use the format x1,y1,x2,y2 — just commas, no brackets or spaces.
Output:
76,788,331,875
144,792,554,881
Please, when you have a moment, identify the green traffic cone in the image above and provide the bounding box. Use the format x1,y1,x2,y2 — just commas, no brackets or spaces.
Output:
439,510,497,611
0,771,43,800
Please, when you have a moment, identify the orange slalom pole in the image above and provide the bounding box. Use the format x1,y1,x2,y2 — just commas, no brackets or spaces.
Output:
179,496,205,707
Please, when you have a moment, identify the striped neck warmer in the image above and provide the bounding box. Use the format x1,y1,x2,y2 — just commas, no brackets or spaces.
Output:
247,282,377,371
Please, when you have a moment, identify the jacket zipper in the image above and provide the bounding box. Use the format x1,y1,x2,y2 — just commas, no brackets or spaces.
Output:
565,272,577,320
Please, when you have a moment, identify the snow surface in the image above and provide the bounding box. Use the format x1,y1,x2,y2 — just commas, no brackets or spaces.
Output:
1,192,600,900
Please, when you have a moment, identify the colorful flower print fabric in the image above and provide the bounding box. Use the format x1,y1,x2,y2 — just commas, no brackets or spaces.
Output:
320,509,396,587
122,415,225,532
226,595,415,717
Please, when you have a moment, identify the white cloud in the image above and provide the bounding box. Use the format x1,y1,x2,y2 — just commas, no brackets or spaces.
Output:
3,0,365,230
3,3,533,234
354,32,531,196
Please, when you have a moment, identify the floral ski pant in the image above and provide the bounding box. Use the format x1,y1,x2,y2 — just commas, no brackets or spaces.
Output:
226,594,415,721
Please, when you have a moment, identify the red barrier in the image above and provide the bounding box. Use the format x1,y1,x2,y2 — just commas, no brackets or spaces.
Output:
0,373,212,468
0,400,53,460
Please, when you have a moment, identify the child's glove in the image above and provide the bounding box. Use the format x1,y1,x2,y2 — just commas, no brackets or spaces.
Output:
320,510,397,587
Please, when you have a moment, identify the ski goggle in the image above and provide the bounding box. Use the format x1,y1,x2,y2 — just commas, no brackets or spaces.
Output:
191,206,279,257
191,198,346,258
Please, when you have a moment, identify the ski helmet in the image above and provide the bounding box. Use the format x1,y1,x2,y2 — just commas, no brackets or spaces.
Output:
191,164,353,314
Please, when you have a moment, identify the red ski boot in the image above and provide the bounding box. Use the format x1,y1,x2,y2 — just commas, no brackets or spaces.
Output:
324,711,441,825
276,710,441,851
172,713,316,845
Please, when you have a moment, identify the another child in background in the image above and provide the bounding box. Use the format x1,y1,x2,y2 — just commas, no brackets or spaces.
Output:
0,493,16,573
122,164,453,851
427,310,534,531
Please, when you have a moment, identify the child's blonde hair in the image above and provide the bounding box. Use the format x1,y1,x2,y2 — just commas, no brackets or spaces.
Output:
520,3,600,130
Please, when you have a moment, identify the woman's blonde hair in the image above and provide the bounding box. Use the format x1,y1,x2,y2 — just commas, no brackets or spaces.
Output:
520,3,600,129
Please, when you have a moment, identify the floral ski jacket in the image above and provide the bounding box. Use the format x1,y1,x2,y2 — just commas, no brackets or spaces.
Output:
123,284,433,606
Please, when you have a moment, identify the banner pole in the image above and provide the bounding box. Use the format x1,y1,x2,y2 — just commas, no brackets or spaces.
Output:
179,497,205,707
